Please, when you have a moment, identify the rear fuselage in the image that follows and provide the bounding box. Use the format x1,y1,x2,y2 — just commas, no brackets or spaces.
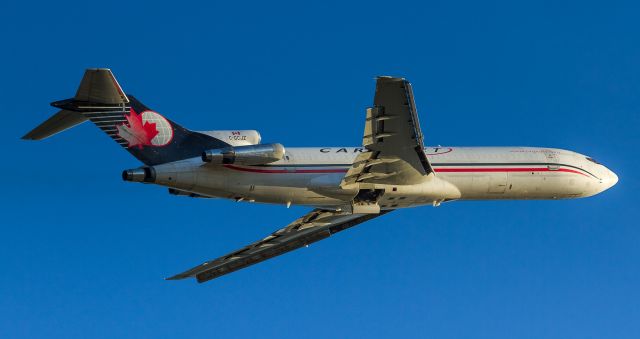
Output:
149,146,618,208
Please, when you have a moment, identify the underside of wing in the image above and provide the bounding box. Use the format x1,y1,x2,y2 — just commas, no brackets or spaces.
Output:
342,76,433,187
167,209,391,283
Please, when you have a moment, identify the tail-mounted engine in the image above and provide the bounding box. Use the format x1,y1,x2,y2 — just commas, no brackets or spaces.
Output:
202,143,285,165
196,130,261,146
122,167,155,182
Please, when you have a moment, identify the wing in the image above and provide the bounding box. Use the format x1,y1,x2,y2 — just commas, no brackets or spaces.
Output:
342,76,433,187
167,209,391,283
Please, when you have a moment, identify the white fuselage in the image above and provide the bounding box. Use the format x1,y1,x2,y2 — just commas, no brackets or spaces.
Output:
150,146,618,209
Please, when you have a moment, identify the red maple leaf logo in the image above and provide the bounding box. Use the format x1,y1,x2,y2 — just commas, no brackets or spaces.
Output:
116,108,159,149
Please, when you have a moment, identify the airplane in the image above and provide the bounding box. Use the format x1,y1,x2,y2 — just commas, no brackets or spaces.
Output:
23,69,618,283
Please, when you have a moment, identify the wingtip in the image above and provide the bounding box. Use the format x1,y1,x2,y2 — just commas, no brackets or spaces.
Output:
165,272,194,281
85,67,112,72
21,132,41,141
376,76,408,83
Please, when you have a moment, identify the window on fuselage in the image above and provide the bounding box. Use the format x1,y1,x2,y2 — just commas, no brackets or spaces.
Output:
586,157,600,164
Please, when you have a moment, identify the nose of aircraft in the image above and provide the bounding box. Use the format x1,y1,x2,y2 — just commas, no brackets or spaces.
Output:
601,167,619,191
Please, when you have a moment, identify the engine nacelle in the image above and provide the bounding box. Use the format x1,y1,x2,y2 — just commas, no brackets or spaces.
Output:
196,130,261,146
202,143,285,165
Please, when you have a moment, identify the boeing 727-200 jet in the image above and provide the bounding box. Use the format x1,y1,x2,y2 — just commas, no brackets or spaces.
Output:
23,69,618,283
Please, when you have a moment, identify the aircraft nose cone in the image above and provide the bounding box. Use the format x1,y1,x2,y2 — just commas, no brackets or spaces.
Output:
601,168,618,191
609,170,618,187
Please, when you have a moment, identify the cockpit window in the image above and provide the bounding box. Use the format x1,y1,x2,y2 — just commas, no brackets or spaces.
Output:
586,157,600,164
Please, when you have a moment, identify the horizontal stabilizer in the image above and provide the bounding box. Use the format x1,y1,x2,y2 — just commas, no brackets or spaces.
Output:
75,68,129,104
21,110,87,140
22,68,128,141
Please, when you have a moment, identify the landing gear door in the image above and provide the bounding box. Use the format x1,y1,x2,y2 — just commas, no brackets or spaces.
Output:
351,188,384,214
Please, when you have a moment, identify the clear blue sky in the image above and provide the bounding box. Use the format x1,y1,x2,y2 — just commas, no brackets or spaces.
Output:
1,1,638,338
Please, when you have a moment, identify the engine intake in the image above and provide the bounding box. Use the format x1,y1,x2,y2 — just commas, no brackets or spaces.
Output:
202,143,285,165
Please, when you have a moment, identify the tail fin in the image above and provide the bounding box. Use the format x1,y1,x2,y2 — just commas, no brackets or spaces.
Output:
23,68,229,165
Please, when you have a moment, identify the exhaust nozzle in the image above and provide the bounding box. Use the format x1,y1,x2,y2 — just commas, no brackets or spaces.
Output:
122,167,156,183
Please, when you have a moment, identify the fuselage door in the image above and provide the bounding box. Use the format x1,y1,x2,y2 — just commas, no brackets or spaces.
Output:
543,150,560,170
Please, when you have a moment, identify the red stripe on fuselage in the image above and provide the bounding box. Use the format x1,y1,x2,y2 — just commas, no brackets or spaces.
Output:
223,165,590,177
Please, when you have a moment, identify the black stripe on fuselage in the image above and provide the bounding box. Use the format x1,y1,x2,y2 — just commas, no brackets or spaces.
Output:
430,162,598,179
255,162,599,179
